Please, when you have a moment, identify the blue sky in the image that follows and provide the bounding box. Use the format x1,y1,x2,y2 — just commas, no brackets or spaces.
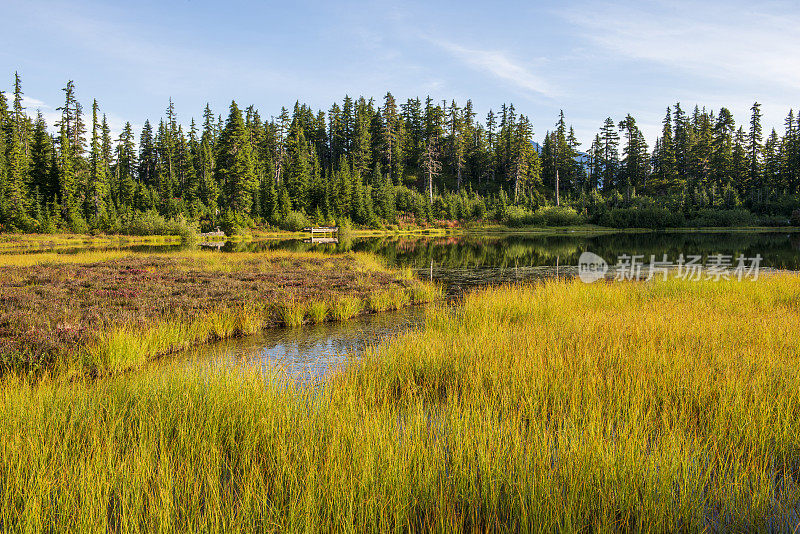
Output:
2,0,798,147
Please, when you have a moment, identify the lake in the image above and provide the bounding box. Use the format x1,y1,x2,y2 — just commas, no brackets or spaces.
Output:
187,230,800,379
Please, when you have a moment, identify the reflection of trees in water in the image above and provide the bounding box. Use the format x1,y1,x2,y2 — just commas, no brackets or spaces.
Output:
213,232,800,270
208,307,422,370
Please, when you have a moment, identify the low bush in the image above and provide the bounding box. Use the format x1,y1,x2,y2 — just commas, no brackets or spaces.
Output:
119,211,199,239
595,207,685,229
686,208,756,227
758,214,791,227
504,206,584,227
281,211,310,232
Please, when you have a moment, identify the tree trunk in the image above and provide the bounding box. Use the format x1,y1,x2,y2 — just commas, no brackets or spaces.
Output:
555,168,560,206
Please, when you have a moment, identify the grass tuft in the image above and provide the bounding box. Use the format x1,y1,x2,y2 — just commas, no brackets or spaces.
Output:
330,296,362,321
307,300,329,324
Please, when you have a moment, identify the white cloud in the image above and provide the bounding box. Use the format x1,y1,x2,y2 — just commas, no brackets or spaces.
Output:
562,1,800,90
16,94,136,141
22,95,51,109
432,39,556,98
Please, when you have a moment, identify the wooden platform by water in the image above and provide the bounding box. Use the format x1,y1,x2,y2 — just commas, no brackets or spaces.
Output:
303,226,339,234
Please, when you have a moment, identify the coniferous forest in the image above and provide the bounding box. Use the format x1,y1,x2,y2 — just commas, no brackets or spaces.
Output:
1,72,799,235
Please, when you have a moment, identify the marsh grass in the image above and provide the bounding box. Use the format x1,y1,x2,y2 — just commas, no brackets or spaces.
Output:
0,233,183,252
306,301,329,324
368,290,393,312
330,296,362,321
279,300,307,327
3,275,800,531
0,250,438,375
0,250,133,267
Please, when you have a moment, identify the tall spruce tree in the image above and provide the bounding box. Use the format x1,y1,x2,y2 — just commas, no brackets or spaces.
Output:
216,101,258,216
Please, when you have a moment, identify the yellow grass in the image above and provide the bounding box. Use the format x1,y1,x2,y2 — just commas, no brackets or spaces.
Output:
3,274,799,531
0,250,134,266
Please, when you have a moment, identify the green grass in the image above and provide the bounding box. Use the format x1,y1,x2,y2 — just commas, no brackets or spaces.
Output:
306,300,329,324
330,295,362,321
278,300,307,327
2,275,800,531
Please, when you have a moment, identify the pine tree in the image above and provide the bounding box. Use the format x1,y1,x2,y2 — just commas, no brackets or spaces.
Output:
274,106,290,185
652,107,678,195
371,162,395,221
732,127,749,195
0,90,8,223
748,102,763,200
509,115,538,202
115,122,137,211
138,120,156,187
599,117,620,192
30,112,58,204
4,122,30,229
86,99,110,227
422,135,442,203
763,129,781,195
283,123,310,212
618,114,649,199
216,101,258,215
711,108,735,191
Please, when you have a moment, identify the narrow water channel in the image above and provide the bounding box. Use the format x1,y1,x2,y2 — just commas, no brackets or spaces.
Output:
188,306,426,383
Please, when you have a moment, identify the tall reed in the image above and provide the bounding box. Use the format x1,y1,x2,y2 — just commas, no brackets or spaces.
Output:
3,275,798,531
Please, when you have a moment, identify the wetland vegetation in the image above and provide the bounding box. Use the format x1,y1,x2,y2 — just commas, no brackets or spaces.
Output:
0,249,439,376
2,275,800,531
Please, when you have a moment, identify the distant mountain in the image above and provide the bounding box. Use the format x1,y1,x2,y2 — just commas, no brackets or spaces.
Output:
532,141,590,166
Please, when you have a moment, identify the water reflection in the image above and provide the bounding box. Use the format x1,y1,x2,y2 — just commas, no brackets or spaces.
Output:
214,231,800,293
191,306,424,384
215,231,800,270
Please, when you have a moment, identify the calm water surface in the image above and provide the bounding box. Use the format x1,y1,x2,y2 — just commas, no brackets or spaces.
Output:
188,306,424,384
8,230,798,380
189,230,800,380
209,230,800,294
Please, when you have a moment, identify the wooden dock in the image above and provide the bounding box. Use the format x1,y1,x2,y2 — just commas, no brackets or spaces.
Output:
303,236,339,244
199,227,226,239
303,226,339,234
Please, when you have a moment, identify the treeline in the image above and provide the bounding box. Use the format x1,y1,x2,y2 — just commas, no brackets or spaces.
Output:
0,72,798,235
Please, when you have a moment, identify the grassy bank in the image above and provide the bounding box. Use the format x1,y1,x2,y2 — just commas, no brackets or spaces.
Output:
0,233,185,251
472,222,800,235
2,275,799,531
0,250,439,376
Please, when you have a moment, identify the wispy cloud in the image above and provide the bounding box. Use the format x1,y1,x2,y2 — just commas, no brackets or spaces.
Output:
432,39,556,98
20,94,135,140
562,1,800,91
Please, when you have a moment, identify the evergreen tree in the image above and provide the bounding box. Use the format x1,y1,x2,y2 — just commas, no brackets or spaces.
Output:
115,122,137,211
371,163,395,221
599,117,620,192
618,114,649,199
216,101,258,215
30,112,57,203
86,99,110,227
748,102,763,200
138,120,156,187
652,107,678,194
283,123,310,211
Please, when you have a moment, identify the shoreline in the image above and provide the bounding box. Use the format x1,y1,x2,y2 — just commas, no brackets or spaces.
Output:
1,224,798,251
0,250,441,377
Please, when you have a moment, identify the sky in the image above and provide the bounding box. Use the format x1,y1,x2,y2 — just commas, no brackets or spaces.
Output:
2,0,799,147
